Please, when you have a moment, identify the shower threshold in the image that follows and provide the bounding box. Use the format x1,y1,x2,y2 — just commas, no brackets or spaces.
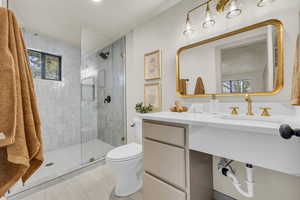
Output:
8,139,114,197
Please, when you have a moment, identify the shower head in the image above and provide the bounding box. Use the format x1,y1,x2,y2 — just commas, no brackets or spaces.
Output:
99,51,109,60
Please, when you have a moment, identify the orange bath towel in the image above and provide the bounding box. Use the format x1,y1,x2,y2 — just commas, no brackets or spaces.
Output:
291,34,300,105
0,8,43,196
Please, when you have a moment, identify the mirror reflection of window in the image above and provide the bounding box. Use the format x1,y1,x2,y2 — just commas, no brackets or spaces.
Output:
222,80,251,93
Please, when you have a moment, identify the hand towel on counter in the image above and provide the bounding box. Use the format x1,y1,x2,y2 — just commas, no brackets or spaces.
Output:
0,8,43,196
291,34,300,105
194,77,205,95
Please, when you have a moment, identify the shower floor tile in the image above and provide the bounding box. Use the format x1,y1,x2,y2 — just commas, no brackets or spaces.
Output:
10,139,114,195
11,165,142,200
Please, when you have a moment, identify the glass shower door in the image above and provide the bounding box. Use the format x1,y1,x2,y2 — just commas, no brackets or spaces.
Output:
80,30,126,164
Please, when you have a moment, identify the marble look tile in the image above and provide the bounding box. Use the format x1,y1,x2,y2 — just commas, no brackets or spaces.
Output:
24,31,81,152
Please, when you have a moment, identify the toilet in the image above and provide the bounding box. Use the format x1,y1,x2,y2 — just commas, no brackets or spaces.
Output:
106,118,143,197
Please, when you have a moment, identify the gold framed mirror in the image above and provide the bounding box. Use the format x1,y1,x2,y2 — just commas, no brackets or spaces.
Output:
176,19,284,97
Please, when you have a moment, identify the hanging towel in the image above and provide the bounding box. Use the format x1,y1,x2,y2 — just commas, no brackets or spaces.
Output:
291,34,300,105
194,77,205,95
0,8,43,196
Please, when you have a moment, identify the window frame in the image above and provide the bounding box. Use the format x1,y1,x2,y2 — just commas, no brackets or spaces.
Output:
28,49,62,81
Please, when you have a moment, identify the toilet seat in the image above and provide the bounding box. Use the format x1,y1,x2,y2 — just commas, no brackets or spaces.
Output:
106,143,143,162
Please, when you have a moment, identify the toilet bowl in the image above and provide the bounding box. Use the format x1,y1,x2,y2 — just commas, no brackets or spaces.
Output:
106,117,143,197
106,143,143,197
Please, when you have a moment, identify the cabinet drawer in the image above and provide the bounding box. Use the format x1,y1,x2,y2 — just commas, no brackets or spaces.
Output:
144,139,186,189
144,173,186,200
143,121,185,147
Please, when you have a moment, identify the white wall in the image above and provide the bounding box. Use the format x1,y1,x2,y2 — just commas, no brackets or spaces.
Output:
126,0,300,142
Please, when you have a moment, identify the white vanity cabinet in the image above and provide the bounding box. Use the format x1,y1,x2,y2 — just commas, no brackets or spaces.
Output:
143,120,213,200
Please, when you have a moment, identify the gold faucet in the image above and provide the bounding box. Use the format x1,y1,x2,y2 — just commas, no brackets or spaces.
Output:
244,94,254,116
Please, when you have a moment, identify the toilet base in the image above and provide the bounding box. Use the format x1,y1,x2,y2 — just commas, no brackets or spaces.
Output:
106,156,144,197
114,182,143,197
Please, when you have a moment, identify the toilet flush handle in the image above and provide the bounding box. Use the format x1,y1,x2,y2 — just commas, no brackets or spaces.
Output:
130,123,136,127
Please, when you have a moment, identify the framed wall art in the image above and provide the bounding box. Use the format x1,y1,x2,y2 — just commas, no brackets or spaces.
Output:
144,82,161,111
144,50,161,80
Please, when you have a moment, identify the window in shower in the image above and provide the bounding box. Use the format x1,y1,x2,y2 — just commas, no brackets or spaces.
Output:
28,49,62,81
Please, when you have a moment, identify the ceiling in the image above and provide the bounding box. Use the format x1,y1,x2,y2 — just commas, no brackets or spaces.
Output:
10,0,182,48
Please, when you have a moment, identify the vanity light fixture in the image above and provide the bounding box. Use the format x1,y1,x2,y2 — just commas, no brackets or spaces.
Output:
183,0,274,36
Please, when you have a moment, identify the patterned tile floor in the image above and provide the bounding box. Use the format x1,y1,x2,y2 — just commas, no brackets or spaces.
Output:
12,165,142,200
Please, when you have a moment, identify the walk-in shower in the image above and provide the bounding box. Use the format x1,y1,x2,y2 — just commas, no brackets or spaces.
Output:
9,1,126,195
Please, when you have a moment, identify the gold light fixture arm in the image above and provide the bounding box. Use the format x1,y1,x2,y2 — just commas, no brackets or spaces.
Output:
216,0,231,12
187,0,213,16
187,0,232,16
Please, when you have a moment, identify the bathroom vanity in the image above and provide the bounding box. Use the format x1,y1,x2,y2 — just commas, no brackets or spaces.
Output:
141,112,300,200
143,120,213,200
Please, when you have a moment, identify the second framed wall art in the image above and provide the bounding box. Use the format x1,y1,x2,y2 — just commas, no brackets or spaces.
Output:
144,82,161,111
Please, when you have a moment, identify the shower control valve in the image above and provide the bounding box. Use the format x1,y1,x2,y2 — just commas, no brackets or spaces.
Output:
104,96,111,103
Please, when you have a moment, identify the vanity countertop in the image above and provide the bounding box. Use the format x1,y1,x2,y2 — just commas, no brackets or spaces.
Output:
139,112,300,137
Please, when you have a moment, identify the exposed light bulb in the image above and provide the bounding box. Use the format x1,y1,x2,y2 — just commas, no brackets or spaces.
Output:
226,0,242,19
257,0,275,7
183,15,195,36
202,3,215,29
92,0,102,2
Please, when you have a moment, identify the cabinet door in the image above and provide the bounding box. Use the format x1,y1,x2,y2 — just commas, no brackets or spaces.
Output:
144,173,186,200
144,139,186,189
143,122,185,147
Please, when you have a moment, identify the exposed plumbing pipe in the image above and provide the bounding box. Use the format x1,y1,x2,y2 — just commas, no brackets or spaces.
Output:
219,159,254,198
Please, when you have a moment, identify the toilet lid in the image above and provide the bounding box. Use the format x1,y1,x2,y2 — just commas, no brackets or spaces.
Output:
106,143,143,162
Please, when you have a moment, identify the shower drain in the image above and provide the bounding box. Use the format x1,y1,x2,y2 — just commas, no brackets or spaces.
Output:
45,162,54,167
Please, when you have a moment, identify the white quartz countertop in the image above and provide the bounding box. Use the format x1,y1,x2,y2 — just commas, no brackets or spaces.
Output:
139,112,300,136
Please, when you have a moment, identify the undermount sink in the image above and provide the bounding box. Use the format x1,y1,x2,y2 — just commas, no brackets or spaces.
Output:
217,114,284,124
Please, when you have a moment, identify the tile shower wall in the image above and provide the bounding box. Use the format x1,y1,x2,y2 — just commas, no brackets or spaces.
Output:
24,31,81,152
81,38,126,147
